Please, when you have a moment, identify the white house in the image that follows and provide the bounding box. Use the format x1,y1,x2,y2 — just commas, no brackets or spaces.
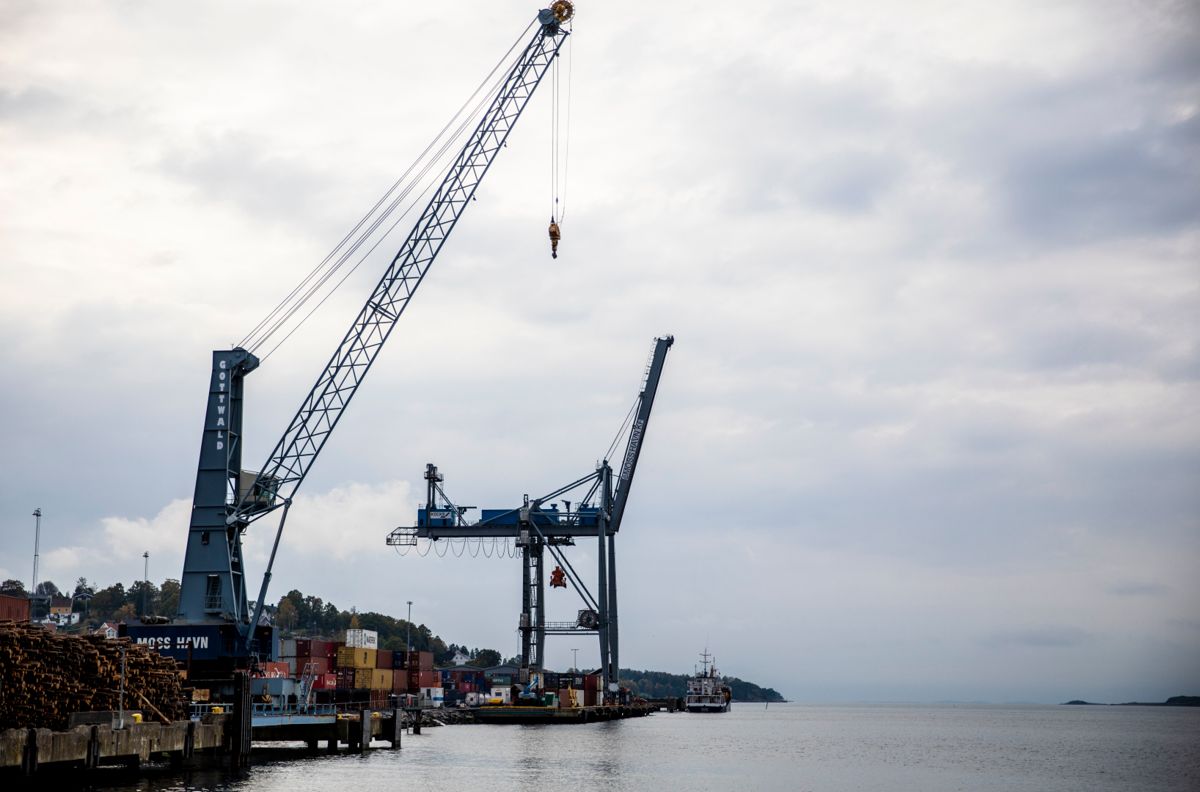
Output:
452,650,471,666
93,622,119,639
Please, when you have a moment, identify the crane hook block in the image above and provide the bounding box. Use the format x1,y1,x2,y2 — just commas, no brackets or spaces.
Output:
550,565,567,588
548,218,561,259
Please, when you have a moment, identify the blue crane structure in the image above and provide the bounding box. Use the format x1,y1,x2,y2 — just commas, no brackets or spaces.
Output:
127,5,575,668
387,335,674,699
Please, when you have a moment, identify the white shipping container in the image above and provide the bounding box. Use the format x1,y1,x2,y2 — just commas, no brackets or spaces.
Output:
280,638,297,658
344,629,379,649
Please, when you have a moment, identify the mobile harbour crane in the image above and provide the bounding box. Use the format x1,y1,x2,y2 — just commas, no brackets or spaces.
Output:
126,4,576,674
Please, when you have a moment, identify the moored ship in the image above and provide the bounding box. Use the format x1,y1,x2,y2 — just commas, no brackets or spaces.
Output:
685,650,732,712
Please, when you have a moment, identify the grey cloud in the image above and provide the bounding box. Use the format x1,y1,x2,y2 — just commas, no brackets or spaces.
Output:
1106,581,1170,597
156,132,337,231
983,627,1094,649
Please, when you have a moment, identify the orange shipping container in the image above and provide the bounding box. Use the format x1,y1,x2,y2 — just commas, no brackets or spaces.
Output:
336,646,377,669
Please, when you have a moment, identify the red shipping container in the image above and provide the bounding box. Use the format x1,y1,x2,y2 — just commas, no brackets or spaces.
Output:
376,649,393,669
260,661,290,678
406,651,434,671
312,673,338,690
295,656,331,675
418,670,441,688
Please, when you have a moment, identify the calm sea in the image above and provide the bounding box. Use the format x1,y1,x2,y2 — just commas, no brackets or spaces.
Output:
76,703,1200,792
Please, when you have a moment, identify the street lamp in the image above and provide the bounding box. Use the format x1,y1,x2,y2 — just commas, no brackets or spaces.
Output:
142,552,150,617
571,647,579,673
406,601,413,652
31,508,42,620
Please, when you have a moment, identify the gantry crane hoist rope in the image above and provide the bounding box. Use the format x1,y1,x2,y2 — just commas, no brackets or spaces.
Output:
143,4,576,664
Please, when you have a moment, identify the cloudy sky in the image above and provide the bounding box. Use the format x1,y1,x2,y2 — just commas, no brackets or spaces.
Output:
2,0,1197,703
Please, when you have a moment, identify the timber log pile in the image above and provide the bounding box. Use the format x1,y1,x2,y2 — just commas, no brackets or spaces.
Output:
0,621,187,730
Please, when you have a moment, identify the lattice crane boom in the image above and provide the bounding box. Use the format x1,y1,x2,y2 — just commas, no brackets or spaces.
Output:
169,8,573,656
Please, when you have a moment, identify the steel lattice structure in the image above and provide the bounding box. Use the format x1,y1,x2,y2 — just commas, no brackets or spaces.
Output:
167,10,571,658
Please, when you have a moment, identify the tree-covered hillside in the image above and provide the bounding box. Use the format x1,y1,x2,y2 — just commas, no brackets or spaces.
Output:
620,668,785,702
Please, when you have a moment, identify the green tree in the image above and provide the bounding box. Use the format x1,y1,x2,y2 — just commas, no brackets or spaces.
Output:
472,648,502,667
159,579,181,616
1,579,26,596
89,583,127,620
276,598,298,632
35,580,60,598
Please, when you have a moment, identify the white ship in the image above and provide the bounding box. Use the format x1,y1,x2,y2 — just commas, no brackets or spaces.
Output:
685,650,732,713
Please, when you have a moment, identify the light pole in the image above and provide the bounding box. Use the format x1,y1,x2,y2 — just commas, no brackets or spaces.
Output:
142,552,150,617
406,601,413,652
571,647,579,673
31,508,41,620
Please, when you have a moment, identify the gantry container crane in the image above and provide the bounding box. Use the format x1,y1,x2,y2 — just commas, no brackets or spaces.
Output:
126,4,575,669
387,335,674,700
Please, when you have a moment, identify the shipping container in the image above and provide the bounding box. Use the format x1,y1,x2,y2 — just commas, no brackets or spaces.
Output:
336,646,377,669
418,670,441,689
295,656,331,675
345,628,379,649
259,661,290,678
0,594,31,622
390,651,407,670
280,638,297,658
371,669,394,690
376,648,393,669
406,650,434,671
312,673,338,690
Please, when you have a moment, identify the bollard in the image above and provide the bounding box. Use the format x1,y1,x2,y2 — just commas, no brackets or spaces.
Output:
390,707,402,749
358,709,371,752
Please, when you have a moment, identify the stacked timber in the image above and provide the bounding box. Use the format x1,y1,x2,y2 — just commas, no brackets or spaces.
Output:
0,621,187,730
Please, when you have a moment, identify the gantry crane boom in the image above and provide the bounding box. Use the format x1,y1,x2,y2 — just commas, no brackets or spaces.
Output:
610,335,674,533
166,7,573,659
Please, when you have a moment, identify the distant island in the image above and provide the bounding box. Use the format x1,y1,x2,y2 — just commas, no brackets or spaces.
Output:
1062,695,1199,707
620,668,786,702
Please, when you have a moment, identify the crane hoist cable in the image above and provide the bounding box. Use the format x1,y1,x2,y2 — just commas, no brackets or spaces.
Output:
547,9,573,258
239,19,537,356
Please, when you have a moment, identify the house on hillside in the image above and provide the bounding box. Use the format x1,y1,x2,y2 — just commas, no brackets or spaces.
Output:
93,622,119,639
451,649,471,666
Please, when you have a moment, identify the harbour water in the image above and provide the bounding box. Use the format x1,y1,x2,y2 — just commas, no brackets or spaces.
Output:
76,702,1200,792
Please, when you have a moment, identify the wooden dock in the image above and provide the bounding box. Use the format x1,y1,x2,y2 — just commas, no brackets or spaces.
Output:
0,707,408,778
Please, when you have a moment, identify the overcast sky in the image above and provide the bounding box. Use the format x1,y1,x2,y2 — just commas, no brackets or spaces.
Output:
2,0,1197,703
